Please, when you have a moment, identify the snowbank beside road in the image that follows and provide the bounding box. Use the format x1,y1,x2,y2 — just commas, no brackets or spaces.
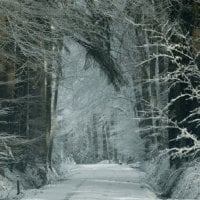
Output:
171,160,200,199
0,161,77,200
0,174,13,199
0,164,48,200
144,157,200,199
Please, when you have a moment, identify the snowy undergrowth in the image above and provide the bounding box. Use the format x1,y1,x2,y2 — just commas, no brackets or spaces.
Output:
0,174,13,199
52,158,77,180
144,156,200,199
171,159,200,199
0,160,77,200
0,164,48,199
143,156,183,198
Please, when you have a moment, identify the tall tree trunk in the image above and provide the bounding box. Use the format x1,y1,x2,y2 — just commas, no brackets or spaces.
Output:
105,121,111,163
102,123,108,160
92,114,98,161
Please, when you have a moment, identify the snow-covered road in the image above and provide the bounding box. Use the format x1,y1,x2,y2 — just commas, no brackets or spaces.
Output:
22,164,159,200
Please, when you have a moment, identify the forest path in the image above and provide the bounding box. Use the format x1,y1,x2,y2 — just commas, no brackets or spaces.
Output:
22,164,159,200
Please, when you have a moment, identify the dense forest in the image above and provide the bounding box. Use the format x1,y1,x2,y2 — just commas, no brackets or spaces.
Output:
0,0,200,199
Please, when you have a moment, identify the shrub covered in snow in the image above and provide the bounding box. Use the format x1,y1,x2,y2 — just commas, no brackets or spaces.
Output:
171,158,200,199
144,156,200,199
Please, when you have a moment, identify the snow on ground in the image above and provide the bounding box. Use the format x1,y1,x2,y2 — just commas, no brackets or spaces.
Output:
20,164,160,200
0,162,78,200
144,157,200,199
0,174,13,199
171,160,200,199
